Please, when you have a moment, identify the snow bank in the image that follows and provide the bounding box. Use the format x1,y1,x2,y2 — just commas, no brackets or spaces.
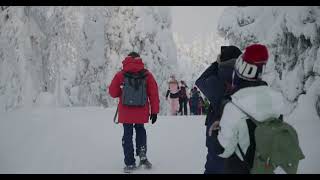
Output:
34,92,57,107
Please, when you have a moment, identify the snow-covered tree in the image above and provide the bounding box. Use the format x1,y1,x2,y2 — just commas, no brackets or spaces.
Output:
218,6,320,116
0,6,177,114
173,32,227,88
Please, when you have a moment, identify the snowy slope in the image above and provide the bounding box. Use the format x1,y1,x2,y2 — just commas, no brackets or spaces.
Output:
0,106,319,173
0,107,206,173
0,7,177,114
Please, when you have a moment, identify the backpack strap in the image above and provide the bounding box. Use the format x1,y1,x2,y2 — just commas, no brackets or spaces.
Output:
229,100,257,170
137,69,148,78
230,100,259,123
231,100,283,124
123,69,147,79
123,69,148,90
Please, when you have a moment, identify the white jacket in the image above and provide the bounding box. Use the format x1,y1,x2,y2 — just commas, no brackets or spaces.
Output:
217,86,284,161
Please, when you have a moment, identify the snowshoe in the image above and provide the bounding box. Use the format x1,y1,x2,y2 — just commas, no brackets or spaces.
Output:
123,165,137,173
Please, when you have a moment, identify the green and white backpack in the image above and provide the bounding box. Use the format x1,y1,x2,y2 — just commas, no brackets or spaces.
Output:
231,101,305,174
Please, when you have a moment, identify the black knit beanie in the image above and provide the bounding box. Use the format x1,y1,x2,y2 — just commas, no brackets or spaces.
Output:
219,46,242,62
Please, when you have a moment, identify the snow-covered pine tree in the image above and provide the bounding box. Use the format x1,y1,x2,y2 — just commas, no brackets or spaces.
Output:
217,6,320,117
0,6,177,114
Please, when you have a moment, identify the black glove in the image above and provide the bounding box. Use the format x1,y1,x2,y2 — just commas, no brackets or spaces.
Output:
150,114,157,124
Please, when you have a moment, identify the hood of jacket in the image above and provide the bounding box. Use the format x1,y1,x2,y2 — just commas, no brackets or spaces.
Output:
231,86,284,122
218,57,237,69
122,56,145,73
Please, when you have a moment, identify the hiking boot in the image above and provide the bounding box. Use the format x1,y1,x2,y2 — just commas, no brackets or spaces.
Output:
137,146,152,169
123,165,137,173
139,158,152,169
138,146,147,159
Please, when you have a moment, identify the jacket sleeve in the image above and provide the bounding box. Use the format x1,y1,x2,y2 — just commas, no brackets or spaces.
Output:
195,62,225,109
211,130,225,155
206,108,225,154
108,72,122,98
165,89,170,98
217,103,249,159
146,72,160,114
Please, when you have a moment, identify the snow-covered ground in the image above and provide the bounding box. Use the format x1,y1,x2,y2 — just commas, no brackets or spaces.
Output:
0,107,206,174
0,102,320,173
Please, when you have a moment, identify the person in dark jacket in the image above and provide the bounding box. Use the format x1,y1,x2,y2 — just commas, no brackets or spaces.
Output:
189,86,200,115
178,80,189,115
198,96,205,115
195,45,242,174
212,44,270,174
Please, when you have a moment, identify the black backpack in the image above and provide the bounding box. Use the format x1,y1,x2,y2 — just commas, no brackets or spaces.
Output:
179,86,187,98
192,91,200,100
121,70,148,106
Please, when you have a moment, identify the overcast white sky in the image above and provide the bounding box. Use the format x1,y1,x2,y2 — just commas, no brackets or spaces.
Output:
170,6,227,43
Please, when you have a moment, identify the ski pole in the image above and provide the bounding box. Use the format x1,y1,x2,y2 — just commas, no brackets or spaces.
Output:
113,106,119,124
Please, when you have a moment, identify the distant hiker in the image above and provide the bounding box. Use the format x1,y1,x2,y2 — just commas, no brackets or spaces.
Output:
197,95,204,115
213,44,304,174
178,80,189,116
109,52,160,173
43,82,48,92
196,45,242,174
189,86,200,115
166,75,180,115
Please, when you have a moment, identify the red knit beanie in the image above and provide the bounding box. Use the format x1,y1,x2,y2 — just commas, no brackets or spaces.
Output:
242,44,269,64
234,44,269,81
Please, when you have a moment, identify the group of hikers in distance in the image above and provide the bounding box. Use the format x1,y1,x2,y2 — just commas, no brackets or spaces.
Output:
108,44,305,174
165,76,209,116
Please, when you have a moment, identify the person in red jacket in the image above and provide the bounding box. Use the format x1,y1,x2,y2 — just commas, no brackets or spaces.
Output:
109,52,160,173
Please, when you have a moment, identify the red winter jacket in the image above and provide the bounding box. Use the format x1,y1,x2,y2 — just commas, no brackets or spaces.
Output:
108,56,160,124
